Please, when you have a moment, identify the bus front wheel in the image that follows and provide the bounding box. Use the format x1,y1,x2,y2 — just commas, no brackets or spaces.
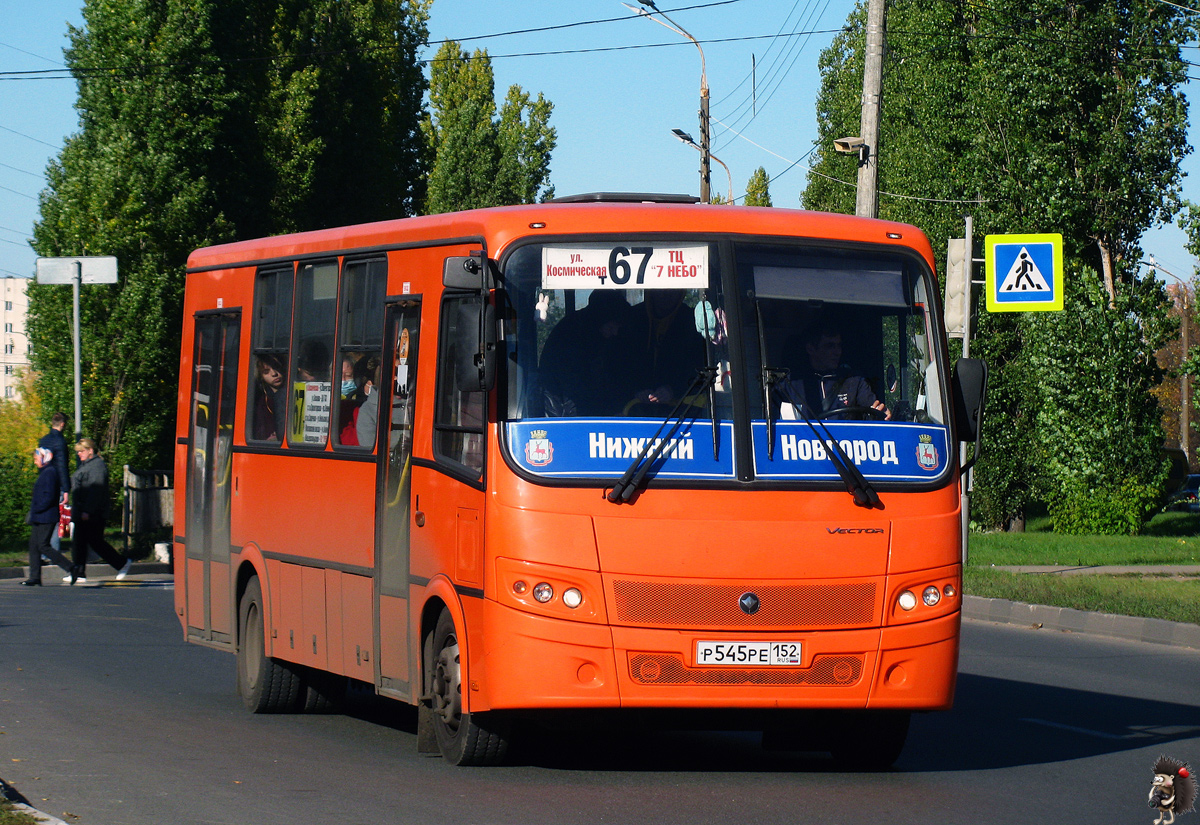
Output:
237,577,303,713
426,609,510,766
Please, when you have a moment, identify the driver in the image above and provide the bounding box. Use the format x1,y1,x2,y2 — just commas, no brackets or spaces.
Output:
781,320,890,420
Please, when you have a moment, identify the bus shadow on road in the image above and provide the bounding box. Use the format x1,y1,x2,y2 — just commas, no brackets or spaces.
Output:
900,672,1200,772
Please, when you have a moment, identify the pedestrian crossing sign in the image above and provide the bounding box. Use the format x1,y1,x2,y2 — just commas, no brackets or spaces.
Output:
985,233,1064,312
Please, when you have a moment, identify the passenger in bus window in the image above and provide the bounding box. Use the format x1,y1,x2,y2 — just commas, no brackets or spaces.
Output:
781,319,890,421
296,340,331,382
626,289,706,411
252,355,287,441
355,359,384,449
539,290,632,416
340,354,379,446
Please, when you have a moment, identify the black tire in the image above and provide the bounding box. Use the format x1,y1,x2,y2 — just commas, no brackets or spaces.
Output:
427,609,510,766
237,577,303,713
828,710,910,770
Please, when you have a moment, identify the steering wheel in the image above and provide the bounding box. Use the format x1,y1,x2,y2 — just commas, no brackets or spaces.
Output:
819,405,887,421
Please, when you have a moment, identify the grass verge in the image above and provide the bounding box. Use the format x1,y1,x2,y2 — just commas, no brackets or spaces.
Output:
964,567,1200,625
0,798,40,825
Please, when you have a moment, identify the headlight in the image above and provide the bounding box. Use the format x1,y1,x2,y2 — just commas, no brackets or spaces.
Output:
897,590,917,611
533,582,554,603
922,585,941,606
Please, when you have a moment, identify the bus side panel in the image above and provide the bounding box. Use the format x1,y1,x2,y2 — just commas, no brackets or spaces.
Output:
232,455,375,571
339,572,374,683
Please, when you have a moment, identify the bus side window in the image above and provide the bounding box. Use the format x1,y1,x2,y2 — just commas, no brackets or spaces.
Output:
434,293,486,476
334,258,386,448
248,266,294,444
289,261,338,448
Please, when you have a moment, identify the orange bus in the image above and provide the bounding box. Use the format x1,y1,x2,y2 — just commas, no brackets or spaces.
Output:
174,193,986,767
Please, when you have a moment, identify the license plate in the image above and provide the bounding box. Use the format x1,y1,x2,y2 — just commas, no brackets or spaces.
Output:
695,641,802,666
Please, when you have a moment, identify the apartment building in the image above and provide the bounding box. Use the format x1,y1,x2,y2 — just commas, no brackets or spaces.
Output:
1,276,31,401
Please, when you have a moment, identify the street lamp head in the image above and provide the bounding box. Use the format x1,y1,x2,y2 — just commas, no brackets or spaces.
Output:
672,128,697,147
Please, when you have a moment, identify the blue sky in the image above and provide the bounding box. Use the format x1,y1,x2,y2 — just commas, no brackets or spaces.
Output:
1,0,1196,285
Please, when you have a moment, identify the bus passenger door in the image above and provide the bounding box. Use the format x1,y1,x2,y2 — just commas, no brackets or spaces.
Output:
185,312,240,646
375,300,421,699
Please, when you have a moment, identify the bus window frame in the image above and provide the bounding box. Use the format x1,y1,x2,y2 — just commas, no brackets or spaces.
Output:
287,258,340,451
433,290,488,485
246,264,296,448
331,255,388,452
492,233,955,494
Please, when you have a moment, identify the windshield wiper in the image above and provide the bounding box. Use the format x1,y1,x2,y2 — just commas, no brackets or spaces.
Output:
769,370,882,509
607,366,717,504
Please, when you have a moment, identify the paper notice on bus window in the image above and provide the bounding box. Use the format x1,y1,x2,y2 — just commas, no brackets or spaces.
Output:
291,381,332,444
541,244,709,290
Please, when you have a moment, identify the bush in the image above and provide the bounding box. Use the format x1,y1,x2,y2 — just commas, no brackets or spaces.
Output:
1047,478,1163,535
0,453,36,551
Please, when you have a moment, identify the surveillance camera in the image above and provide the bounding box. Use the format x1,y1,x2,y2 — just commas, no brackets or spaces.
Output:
834,136,866,154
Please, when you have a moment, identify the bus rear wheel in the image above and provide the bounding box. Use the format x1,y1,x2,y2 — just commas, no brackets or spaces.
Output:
426,609,510,766
237,577,303,713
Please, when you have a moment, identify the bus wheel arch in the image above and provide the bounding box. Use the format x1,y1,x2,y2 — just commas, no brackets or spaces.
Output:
418,601,511,765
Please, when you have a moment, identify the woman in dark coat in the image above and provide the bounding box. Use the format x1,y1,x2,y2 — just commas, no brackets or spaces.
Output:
69,438,132,584
24,447,72,586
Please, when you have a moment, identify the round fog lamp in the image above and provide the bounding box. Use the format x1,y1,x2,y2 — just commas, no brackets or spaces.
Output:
533,582,554,603
898,590,917,611
922,585,941,606
512,580,529,595
562,588,583,609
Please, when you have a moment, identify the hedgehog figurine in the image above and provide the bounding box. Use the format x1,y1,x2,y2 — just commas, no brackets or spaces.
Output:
1150,755,1197,825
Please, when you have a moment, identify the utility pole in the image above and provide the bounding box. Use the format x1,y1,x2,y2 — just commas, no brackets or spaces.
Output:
856,0,885,218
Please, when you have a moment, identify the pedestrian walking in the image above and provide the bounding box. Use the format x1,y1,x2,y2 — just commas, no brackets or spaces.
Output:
68,438,132,584
37,411,71,556
23,447,72,586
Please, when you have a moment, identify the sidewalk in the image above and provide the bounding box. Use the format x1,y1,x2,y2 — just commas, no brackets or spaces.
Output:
0,561,172,582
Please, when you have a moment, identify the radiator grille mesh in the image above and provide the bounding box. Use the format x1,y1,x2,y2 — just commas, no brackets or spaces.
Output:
628,653,863,686
611,580,877,628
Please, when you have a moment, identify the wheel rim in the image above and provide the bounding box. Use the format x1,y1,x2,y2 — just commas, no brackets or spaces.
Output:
432,634,462,733
244,601,263,692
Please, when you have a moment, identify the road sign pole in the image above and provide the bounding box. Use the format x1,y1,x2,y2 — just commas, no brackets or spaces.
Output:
72,261,82,440
962,215,973,359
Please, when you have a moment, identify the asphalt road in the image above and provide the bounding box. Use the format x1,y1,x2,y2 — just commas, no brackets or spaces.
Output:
1,580,1198,825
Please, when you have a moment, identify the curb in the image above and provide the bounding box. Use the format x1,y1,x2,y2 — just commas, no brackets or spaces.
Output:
963,595,1200,650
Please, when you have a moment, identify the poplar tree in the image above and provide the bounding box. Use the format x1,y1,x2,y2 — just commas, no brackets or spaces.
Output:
424,41,556,214
744,167,772,207
28,0,431,474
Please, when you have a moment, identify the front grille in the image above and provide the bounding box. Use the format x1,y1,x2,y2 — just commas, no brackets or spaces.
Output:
628,653,863,686
611,580,877,628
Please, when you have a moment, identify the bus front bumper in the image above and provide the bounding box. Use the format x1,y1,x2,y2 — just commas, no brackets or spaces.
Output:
468,600,959,713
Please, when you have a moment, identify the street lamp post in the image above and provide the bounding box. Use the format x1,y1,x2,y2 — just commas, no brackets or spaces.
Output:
671,129,732,203
1146,256,1192,465
624,1,710,201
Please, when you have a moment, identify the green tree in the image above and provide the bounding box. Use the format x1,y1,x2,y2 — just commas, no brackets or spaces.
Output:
28,0,431,476
424,41,555,214
744,167,772,207
804,0,1192,532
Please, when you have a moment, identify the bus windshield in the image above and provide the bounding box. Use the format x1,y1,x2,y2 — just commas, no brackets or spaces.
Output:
501,238,948,486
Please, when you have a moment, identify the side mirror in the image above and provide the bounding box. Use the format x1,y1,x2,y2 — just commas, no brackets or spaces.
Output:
443,254,496,290
951,357,987,471
454,294,496,392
